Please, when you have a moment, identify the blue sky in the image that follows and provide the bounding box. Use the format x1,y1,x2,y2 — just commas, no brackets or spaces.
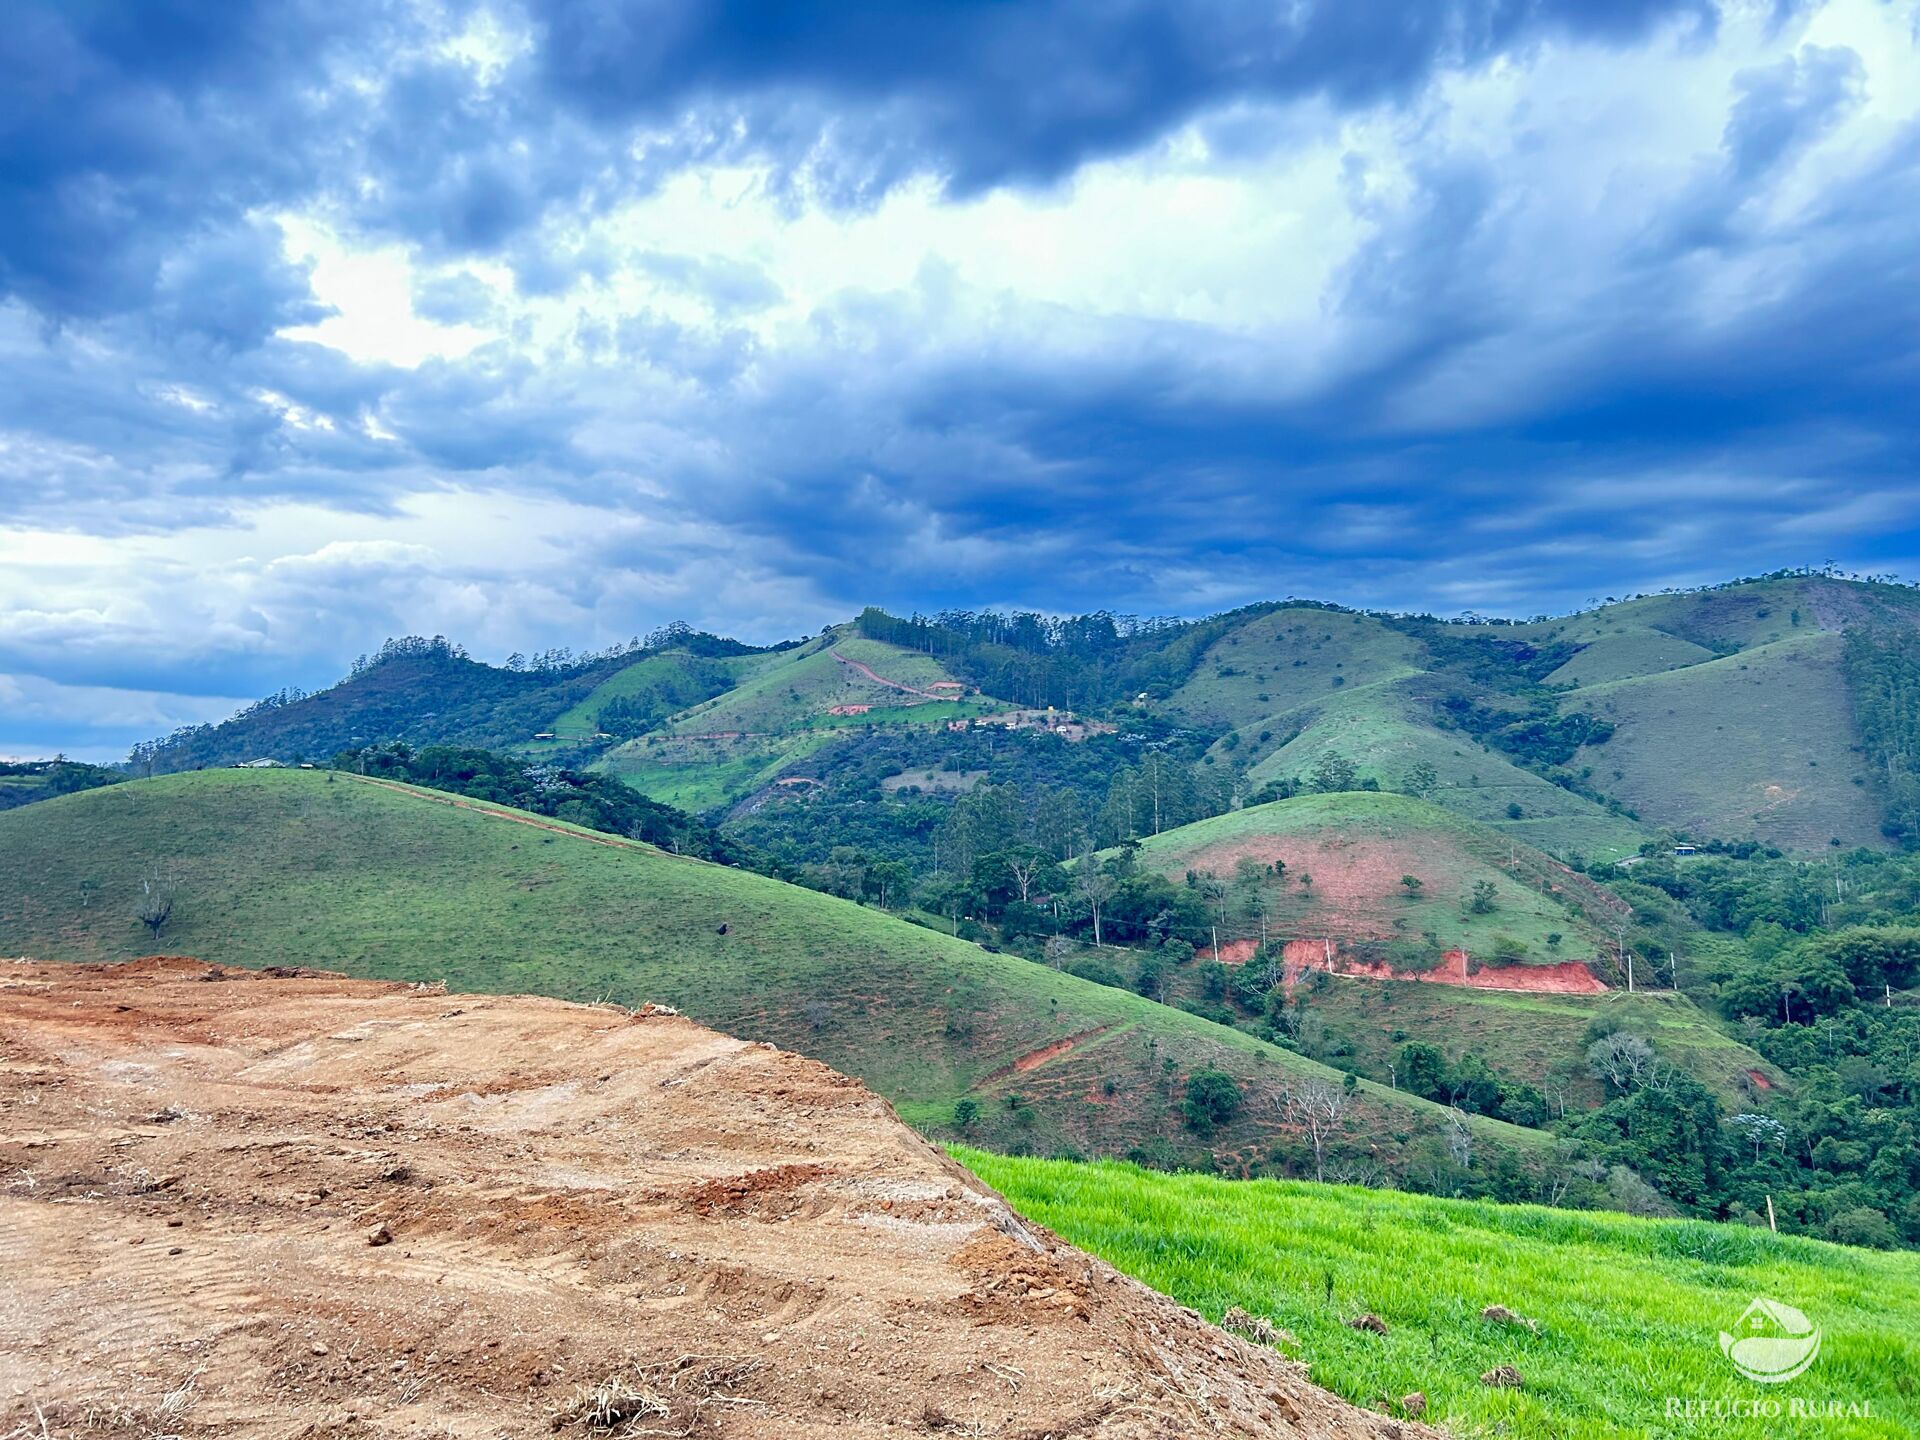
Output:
3,0,1919,760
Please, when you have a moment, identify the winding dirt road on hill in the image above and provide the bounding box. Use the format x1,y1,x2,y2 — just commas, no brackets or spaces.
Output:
830,650,949,702
0,958,1431,1439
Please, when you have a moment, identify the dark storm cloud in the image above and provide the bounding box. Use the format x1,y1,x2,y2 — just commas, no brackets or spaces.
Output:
3,0,1920,763
536,0,1715,197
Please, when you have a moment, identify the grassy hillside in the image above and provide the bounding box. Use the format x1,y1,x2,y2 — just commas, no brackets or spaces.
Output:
964,1149,1920,1440
1568,632,1882,850
0,769,1544,1173
1230,680,1648,860
1165,607,1424,729
596,631,1011,810
1130,791,1622,967
532,648,769,744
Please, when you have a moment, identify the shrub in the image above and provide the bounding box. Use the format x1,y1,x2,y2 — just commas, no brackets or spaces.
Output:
1183,1068,1242,1134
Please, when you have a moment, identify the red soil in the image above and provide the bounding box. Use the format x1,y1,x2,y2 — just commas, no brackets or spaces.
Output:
1747,1069,1774,1091
830,650,946,702
978,1025,1116,1085
1281,940,1607,995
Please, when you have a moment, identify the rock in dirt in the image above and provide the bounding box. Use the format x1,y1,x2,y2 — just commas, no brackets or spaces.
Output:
1400,1392,1427,1418
0,955,1437,1439
1481,1365,1525,1388
365,1221,393,1247
1347,1313,1389,1334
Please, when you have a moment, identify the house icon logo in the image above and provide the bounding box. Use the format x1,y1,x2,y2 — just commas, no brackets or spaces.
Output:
1719,1297,1821,1383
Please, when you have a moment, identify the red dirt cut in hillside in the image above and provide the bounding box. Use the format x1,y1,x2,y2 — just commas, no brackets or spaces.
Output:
0,957,1433,1440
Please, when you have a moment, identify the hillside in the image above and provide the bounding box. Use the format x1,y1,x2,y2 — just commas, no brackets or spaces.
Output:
121,576,1920,853
965,1150,1920,1440
1129,792,1623,976
1114,794,1778,1108
1224,679,1648,860
599,630,1014,811
1565,632,1882,851
1,957,1421,1439
0,769,1545,1175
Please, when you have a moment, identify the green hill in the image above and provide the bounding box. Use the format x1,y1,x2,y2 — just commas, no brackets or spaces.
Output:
598,630,1010,810
1129,791,1623,969
964,1149,1920,1440
120,576,1920,851
1567,632,1882,850
1224,679,1648,860
1163,606,1424,730
0,769,1544,1175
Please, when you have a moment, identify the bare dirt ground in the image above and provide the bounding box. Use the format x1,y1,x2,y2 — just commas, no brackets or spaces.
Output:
0,958,1431,1440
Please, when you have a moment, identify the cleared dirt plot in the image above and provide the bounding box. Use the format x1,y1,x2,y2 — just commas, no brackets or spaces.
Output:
0,957,1431,1439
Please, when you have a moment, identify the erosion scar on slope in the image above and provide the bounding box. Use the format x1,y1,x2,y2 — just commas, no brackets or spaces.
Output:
976,1024,1122,1087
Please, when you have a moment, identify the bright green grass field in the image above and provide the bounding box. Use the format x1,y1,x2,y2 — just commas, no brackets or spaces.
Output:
960,1150,1920,1439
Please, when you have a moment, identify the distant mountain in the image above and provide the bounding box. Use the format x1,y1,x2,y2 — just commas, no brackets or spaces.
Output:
127,572,1920,855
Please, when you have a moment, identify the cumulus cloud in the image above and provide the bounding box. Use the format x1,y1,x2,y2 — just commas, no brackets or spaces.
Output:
1,0,1918,759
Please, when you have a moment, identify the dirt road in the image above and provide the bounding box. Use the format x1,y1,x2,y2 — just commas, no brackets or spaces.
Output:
0,957,1428,1439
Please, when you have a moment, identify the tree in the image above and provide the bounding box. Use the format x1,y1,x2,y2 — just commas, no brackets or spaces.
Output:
1400,874,1424,898
1183,1068,1242,1135
952,1097,980,1132
136,877,175,944
1308,751,1357,793
1005,849,1047,906
1072,851,1118,947
1466,879,1498,915
1278,1077,1349,1181
1403,760,1439,797
1587,1031,1661,1094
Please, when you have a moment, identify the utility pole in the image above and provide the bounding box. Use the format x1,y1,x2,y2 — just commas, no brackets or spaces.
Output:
1627,951,1635,993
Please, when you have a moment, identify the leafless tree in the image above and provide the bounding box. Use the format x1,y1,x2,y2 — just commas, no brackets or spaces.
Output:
1586,1032,1663,1093
1276,1077,1349,1182
1007,852,1045,905
1072,852,1118,948
136,877,176,944
1445,1108,1474,1169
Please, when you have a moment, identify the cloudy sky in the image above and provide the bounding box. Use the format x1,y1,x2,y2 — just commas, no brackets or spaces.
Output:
3,0,1919,760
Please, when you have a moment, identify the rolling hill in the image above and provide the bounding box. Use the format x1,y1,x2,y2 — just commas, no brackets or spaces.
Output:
113,573,1920,852
597,629,1013,811
0,768,1546,1176
1114,792,1776,1105
1129,791,1624,973
1565,632,1882,851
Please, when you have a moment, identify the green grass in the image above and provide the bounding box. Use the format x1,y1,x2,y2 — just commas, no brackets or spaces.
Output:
1229,680,1648,861
541,650,768,740
0,769,1544,1169
1131,791,1620,966
1542,626,1721,687
1167,607,1424,730
1568,632,1884,851
960,1149,1920,1439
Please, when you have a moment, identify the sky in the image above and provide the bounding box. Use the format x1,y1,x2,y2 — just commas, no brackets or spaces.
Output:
3,0,1919,761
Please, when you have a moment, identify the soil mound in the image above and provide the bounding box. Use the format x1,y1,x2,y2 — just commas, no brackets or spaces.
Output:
0,957,1428,1439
